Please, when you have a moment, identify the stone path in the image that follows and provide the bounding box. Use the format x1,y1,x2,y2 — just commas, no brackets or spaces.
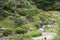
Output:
33,33,56,40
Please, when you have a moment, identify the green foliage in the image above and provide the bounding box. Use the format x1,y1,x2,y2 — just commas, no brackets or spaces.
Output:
3,29,13,36
0,0,56,28
15,28,27,34
56,18,60,33
54,17,60,40
27,30,42,37
38,12,54,25
4,34,32,40
12,17,26,27
18,8,27,16
21,25,30,30
45,27,56,33
21,24,36,30
26,9,37,18
0,0,60,40
0,19,15,28
31,0,55,10
31,0,60,11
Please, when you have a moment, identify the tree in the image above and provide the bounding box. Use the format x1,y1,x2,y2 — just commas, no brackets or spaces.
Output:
31,0,55,11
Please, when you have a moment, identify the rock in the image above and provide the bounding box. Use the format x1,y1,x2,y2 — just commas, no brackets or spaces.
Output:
39,28,45,32
0,28,6,31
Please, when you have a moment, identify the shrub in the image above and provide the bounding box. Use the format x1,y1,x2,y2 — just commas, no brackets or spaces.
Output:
27,30,42,37
21,25,30,30
18,9,27,16
15,28,27,34
13,17,25,27
21,24,36,31
3,29,13,36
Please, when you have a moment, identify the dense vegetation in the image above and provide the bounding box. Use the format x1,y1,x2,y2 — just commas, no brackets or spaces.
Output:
31,0,60,11
0,0,60,40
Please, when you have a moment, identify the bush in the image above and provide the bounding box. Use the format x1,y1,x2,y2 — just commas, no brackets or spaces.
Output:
3,29,13,36
15,28,27,34
21,24,36,31
21,25,30,30
13,17,25,27
26,9,37,20
27,30,42,37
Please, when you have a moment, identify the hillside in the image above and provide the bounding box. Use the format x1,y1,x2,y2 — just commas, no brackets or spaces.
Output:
0,0,60,40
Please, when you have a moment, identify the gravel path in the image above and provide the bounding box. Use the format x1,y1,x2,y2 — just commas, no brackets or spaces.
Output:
33,33,56,40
